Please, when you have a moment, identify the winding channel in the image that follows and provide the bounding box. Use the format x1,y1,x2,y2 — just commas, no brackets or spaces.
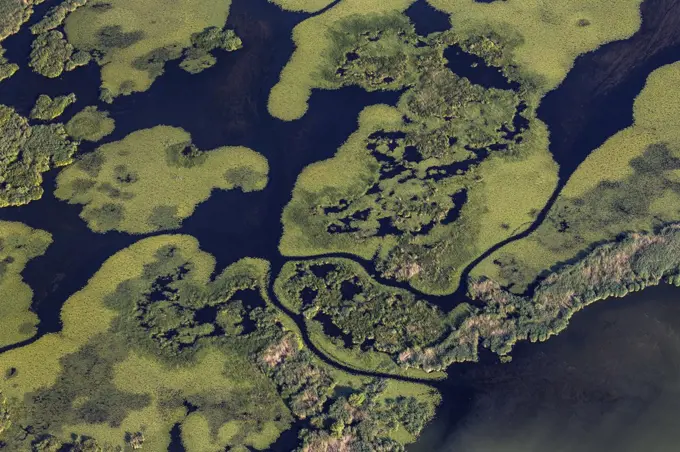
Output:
1,0,680,434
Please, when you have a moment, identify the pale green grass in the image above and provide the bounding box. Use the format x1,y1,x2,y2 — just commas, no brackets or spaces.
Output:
0,221,51,348
65,106,115,142
280,104,400,257
474,62,680,290
0,236,290,450
428,0,643,90
55,126,268,233
64,0,232,97
269,0,336,13
268,0,415,120
0,235,192,400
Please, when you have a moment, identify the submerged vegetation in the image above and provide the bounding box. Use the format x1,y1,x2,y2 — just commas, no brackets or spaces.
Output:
30,93,77,121
63,0,237,98
55,126,269,233
0,222,51,349
0,105,78,207
65,105,114,142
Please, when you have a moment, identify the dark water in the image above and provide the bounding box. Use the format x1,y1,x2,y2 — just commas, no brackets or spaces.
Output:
538,0,680,180
454,0,680,297
405,0,451,36
412,284,680,452
1,0,680,450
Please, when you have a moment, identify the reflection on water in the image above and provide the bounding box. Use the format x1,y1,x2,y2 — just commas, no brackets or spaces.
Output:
414,284,680,452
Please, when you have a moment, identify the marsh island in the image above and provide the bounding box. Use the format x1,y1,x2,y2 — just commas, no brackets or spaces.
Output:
1,0,680,450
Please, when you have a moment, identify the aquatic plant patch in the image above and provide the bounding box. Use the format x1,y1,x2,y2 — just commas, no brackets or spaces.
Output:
55,125,268,233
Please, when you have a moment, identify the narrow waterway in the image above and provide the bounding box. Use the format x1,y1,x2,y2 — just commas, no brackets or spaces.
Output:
2,0,680,450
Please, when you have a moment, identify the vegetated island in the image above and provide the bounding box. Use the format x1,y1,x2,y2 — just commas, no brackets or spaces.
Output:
1,0,678,450
0,235,439,451
0,104,78,207
55,126,269,234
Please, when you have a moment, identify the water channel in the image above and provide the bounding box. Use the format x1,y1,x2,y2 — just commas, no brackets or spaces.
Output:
1,0,680,450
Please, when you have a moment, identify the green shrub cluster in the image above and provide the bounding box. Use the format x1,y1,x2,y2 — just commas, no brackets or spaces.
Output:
0,0,43,42
275,258,448,355
0,46,17,83
29,29,91,78
30,93,77,121
297,379,436,451
403,224,680,371
0,105,78,207
179,27,242,74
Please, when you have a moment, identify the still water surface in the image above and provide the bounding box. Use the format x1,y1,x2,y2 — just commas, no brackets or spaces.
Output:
413,284,680,452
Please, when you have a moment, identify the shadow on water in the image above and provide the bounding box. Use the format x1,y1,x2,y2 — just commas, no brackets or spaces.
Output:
412,284,680,452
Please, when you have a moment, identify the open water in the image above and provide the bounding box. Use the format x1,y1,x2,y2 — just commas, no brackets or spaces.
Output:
1,0,680,450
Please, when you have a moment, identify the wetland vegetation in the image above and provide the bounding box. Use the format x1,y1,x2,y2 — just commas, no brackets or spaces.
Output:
55,126,268,233
0,104,78,207
1,0,680,449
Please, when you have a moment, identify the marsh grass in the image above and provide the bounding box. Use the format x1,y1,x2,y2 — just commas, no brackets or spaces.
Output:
64,0,232,97
55,126,268,233
65,106,115,142
0,236,291,451
280,94,555,294
0,221,51,348
268,0,416,120
427,0,643,91
476,62,680,291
